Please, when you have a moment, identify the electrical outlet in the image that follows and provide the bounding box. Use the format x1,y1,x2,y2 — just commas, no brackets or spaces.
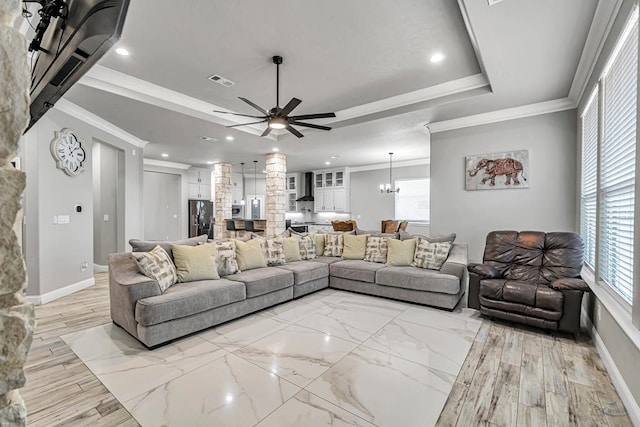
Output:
81,262,88,272
596,304,601,322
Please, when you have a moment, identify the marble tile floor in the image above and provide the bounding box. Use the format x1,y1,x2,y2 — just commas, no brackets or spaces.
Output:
61,289,482,427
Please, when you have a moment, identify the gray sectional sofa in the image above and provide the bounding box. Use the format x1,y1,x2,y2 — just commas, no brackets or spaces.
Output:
108,239,468,348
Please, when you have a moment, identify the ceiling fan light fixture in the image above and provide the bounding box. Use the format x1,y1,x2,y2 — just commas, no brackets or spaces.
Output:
269,117,287,129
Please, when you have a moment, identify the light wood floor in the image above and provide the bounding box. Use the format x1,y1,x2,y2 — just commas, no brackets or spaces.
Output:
22,274,631,427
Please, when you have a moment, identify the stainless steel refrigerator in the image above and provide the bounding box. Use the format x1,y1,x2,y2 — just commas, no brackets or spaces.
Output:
188,200,214,238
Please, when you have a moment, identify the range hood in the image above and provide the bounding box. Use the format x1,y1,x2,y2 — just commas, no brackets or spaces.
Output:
296,172,314,202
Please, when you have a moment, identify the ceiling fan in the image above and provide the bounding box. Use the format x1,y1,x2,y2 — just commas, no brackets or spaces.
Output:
213,55,336,138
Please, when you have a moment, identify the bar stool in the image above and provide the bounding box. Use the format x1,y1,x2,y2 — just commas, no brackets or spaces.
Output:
244,220,265,236
226,219,244,237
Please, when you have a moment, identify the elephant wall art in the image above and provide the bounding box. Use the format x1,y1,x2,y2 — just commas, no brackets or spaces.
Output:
465,150,529,191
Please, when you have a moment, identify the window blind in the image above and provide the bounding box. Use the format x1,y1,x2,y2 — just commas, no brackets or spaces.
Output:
581,91,598,269
599,17,638,303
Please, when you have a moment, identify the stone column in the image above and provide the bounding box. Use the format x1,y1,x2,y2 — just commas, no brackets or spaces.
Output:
0,1,37,425
265,153,286,237
213,163,232,239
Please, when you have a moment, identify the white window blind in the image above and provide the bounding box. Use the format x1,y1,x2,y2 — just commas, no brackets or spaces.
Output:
599,16,638,303
394,178,429,222
581,91,598,269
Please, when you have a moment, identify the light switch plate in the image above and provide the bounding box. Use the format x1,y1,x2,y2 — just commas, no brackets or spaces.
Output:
57,215,70,224
104,214,109,222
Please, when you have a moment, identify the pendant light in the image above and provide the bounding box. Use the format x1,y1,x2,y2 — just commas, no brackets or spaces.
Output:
240,162,246,205
252,160,259,205
380,152,400,193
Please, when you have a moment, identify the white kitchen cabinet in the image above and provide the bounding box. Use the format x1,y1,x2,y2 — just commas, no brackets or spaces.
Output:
307,224,332,234
333,188,346,212
286,173,301,212
312,168,350,212
187,167,213,200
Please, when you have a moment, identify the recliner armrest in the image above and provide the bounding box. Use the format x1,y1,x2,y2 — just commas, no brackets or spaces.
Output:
549,277,589,291
467,263,502,279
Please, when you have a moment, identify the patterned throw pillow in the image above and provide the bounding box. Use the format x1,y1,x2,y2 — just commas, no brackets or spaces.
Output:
263,237,286,266
364,236,389,263
132,245,177,292
412,238,452,270
324,234,344,257
213,240,240,276
298,236,317,260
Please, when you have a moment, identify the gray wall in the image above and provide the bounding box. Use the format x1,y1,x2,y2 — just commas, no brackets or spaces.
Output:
350,165,429,230
430,110,577,262
23,109,144,297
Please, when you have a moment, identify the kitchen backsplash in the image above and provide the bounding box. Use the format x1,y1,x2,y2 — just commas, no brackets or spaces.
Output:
285,202,351,224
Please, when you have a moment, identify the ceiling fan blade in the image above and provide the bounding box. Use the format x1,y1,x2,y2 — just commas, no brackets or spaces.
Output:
212,110,265,119
289,121,332,131
226,119,267,128
286,125,304,138
239,97,268,115
279,97,302,117
289,112,336,120
261,127,272,137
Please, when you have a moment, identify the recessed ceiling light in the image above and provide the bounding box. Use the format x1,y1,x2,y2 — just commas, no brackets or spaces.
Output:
207,161,214,165
161,153,169,158
226,136,234,141
200,136,217,141
330,156,337,159
430,53,445,63
262,170,267,173
115,47,129,56
272,147,279,152
325,161,331,165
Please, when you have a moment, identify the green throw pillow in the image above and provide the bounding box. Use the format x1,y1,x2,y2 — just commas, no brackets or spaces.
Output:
171,243,220,282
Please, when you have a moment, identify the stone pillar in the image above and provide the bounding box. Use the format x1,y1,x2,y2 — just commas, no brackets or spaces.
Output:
213,163,232,239
265,153,286,237
0,1,37,425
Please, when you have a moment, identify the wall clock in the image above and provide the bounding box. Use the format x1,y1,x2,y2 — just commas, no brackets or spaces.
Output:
50,128,86,176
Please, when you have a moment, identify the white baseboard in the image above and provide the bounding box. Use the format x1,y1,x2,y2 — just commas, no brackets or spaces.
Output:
582,312,640,425
93,264,108,273
25,277,95,305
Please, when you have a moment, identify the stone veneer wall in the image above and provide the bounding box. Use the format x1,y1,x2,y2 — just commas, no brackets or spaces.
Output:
0,1,36,425
265,153,286,237
213,163,232,239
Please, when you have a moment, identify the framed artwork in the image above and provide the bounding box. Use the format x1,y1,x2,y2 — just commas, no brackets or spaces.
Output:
465,150,529,191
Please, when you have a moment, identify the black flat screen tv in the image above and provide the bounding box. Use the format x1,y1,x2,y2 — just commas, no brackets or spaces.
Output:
27,0,130,131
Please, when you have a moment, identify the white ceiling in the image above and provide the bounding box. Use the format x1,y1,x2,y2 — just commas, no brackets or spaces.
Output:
59,0,599,172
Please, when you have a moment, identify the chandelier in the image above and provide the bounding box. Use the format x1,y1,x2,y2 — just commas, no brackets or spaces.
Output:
380,152,400,193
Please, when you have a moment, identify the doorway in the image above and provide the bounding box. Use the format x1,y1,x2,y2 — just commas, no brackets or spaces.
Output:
143,171,181,240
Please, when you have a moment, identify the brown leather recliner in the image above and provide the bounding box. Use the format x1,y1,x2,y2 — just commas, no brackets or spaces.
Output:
467,231,589,334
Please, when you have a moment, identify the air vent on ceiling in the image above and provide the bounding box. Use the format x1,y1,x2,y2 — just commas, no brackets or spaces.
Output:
208,74,236,87
487,0,504,5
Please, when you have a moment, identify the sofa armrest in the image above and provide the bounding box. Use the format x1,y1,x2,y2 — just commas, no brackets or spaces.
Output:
467,263,502,279
549,277,590,291
440,243,468,285
108,253,162,338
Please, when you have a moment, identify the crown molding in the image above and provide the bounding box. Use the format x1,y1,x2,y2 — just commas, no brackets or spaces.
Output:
143,158,191,170
54,99,149,148
349,158,430,173
426,97,575,134
569,0,623,104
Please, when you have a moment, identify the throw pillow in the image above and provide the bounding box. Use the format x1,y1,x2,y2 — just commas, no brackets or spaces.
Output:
314,233,326,256
129,234,208,260
324,233,344,257
235,239,267,271
364,236,389,263
213,240,240,276
283,237,302,262
386,238,418,266
298,235,317,260
132,245,177,292
412,238,452,270
171,243,220,282
342,234,369,260
263,237,286,266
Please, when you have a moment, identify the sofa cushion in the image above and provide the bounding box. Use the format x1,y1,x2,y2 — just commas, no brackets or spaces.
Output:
235,239,268,271
135,278,245,326
312,256,344,265
283,237,302,262
130,235,208,260
275,261,329,285
226,267,294,298
171,243,219,282
342,234,369,260
386,238,417,266
479,279,563,320
399,231,456,244
376,266,461,294
131,246,177,292
330,260,387,283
